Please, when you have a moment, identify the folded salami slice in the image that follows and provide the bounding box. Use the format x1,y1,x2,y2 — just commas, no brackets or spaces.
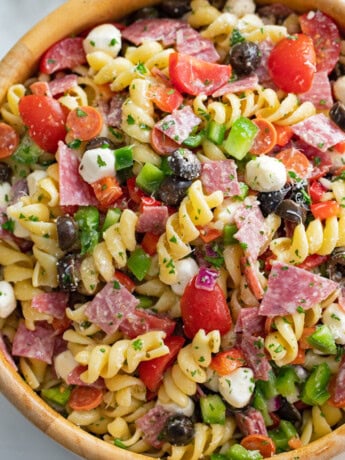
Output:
67,365,105,389
136,406,171,448
201,160,241,197
298,71,333,110
176,27,219,63
234,307,265,336
85,282,139,335
49,74,78,96
154,106,201,144
212,74,259,97
136,205,169,235
235,407,268,436
331,355,345,405
12,322,56,364
122,18,187,46
291,113,345,152
259,261,338,317
238,333,271,381
31,292,69,319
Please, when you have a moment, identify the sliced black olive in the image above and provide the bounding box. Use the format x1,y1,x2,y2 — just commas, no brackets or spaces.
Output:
330,63,345,81
258,186,290,217
0,163,12,183
276,397,302,425
68,291,90,308
56,216,78,251
327,247,345,283
330,101,345,132
167,149,201,180
159,1,191,18
275,199,307,223
85,136,116,151
57,253,80,292
159,414,195,445
229,42,262,75
157,177,192,206
288,180,310,211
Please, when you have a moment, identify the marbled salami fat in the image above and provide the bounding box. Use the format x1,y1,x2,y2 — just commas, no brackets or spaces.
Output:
122,18,187,46
12,322,56,364
201,160,240,198
154,106,201,144
31,292,69,319
176,27,219,63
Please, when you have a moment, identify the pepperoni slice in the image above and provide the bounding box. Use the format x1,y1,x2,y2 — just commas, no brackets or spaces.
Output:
0,122,19,158
150,125,180,155
300,10,341,74
39,37,86,74
68,386,103,411
66,106,103,141
250,119,277,155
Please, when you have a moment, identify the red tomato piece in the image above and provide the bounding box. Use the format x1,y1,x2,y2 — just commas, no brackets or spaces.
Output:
180,275,232,339
309,180,326,202
138,335,185,392
169,52,232,96
68,386,103,411
241,434,276,458
19,94,67,153
149,85,183,113
296,254,329,270
210,348,246,376
300,10,341,74
39,37,86,74
268,34,316,93
141,232,160,256
250,118,277,155
334,141,345,153
127,177,148,204
66,106,103,141
0,122,19,158
114,270,136,292
51,315,72,334
91,176,123,209
120,309,176,339
197,224,222,243
310,200,341,220
150,125,180,155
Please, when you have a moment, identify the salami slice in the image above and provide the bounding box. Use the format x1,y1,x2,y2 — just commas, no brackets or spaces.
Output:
48,74,78,96
85,282,139,334
122,18,187,46
136,406,171,448
154,106,201,145
176,27,219,63
57,141,98,206
238,333,271,381
31,292,69,319
12,322,56,364
67,365,105,389
259,261,338,317
136,205,169,235
300,10,341,74
332,355,345,405
39,37,87,74
292,114,345,152
212,74,259,97
298,71,333,110
235,407,268,436
106,93,127,128
201,160,241,197
234,307,265,336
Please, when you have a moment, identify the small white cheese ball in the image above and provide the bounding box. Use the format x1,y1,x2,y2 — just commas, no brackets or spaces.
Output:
0,182,11,207
79,147,116,184
218,367,254,409
83,24,122,58
322,303,345,345
171,258,199,296
223,0,255,17
27,170,47,196
333,76,345,104
54,350,78,382
0,281,16,319
158,398,195,417
245,155,287,192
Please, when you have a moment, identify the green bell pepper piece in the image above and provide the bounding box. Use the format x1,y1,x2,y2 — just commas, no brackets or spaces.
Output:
136,294,155,309
223,224,238,245
160,156,173,176
200,394,226,425
268,420,298,453
276,366,298,399
256,370,278,400
183,130,205,148
235,182,249,201
127,248,151,281
253,388,273,426
226,444,263,460
41,385,71,406
279,420,298,440
301,362,331,406
307,325,337,354
207,120,227,145
102,208,121,232
223,116,259,160
210,454,227,460
74,206,100,255
114,145,133,171
136,163,165,194
12,133,45,164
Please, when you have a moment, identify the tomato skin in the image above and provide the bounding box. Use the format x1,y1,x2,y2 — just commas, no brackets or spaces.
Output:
138,335,185,392
68,386,103,411
91,176,123,209
210,348,246,376
309,181,326,203
39,37,86,74
141,232,160,256
296,254,329,270
310,200,340,220
268,34,316,93
180,275,232,338
127,177,148,204
169,52,232,96
114,270,136,292
19,95,67,153
149,85,183,113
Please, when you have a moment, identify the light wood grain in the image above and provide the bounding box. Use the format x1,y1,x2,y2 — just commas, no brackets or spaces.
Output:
1,0,345,459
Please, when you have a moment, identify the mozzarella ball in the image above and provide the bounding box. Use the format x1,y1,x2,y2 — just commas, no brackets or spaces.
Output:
27,170,47,196
322,303,345,345
171,258,199,296
54,350,78,382
245,155,287,192
334,76,345,104
218,367,254,408
0,182,11,207
158,398,195,417
79,147,116,184
83,24,122,58
0,281,16,318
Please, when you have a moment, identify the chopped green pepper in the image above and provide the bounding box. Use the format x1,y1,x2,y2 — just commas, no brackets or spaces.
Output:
200,394,226,425
136,294,155,309
301,362,331,406
12,133,45,164
127,248,151,281
223,117,259,160
276,366,299,399
160,157,173,176
223,224,238,245
136,163,165,194
269,420,298,453
41,385,71,406
102,208,121,232
253,388,273,426
207,120,227,145
235,182,249,201
210,454,227,460
307,325,337,354
183,130,205,148
226,444,263,460
256,370,278,400
114,145,133,171
74,206,100,255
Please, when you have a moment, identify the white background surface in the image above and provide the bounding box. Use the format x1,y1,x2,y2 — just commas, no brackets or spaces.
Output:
0,1,345,460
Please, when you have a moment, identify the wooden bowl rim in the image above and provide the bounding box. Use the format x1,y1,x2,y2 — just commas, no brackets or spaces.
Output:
1,0,345,458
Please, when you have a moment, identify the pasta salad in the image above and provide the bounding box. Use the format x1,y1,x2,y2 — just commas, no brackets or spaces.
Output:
1,0,345,458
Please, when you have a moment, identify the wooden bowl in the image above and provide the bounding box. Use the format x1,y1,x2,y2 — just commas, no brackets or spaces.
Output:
1,0,345,459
